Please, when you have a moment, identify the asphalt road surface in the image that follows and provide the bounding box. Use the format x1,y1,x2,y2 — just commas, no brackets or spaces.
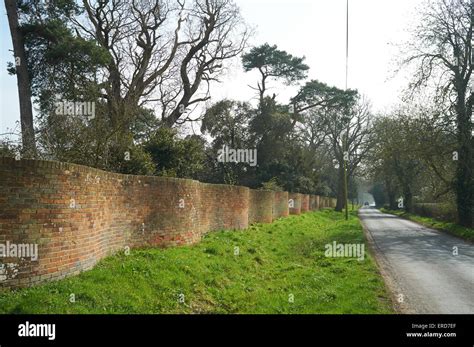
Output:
359,207,474,314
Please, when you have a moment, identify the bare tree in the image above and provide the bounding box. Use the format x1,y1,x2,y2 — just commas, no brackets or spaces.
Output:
164,0,250,127
78,0,185,128
77,0,249,130
324,95,373,211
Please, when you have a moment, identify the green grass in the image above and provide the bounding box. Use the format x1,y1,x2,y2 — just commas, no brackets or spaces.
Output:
380,208,474,242
0,209,393,314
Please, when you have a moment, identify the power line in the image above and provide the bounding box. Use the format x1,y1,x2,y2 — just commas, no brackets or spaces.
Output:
346,0,349,91
344,0,349,220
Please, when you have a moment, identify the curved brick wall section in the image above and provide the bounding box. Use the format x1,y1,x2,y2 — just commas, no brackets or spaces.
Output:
309,195,318,210
0,158,334,288
322,197,329,208
320,197,326,208
198,183,249,233
272,191,289,220
0,158,203,288
314,195,320,210
248,190,274,224
301,194,310,212
288,193,302,215
130,176,203,247
321,197,336,208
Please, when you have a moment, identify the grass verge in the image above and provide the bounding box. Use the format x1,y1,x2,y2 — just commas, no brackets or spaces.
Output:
380,208,473,242
0,209,393,314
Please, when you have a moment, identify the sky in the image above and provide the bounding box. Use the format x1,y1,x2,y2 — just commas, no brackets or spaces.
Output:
0,0,422,139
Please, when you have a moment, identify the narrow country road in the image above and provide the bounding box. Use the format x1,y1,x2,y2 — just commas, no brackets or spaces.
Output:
359,207,474,314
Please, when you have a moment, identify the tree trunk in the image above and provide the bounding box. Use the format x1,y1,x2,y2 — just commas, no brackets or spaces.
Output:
385,180,397,210
388,191,397,210
335,165,345,211
403,189,413,213
454,85,473,227
5,0,36,157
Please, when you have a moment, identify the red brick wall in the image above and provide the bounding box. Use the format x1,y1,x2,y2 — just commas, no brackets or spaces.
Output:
0,158,207,288
248,190,274,224
321,197,329,208
321,197,335,208
301,194,310,212
314,195,320,210
288,193,302,215
309,195,317,210
0,158,334,288
200,183,249,233
272,191,289,220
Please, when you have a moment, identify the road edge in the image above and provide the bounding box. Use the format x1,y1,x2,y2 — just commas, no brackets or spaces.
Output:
358,208,413,314
379,208,474,245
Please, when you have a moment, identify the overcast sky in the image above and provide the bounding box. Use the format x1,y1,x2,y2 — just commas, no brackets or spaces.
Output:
0,0,422,138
